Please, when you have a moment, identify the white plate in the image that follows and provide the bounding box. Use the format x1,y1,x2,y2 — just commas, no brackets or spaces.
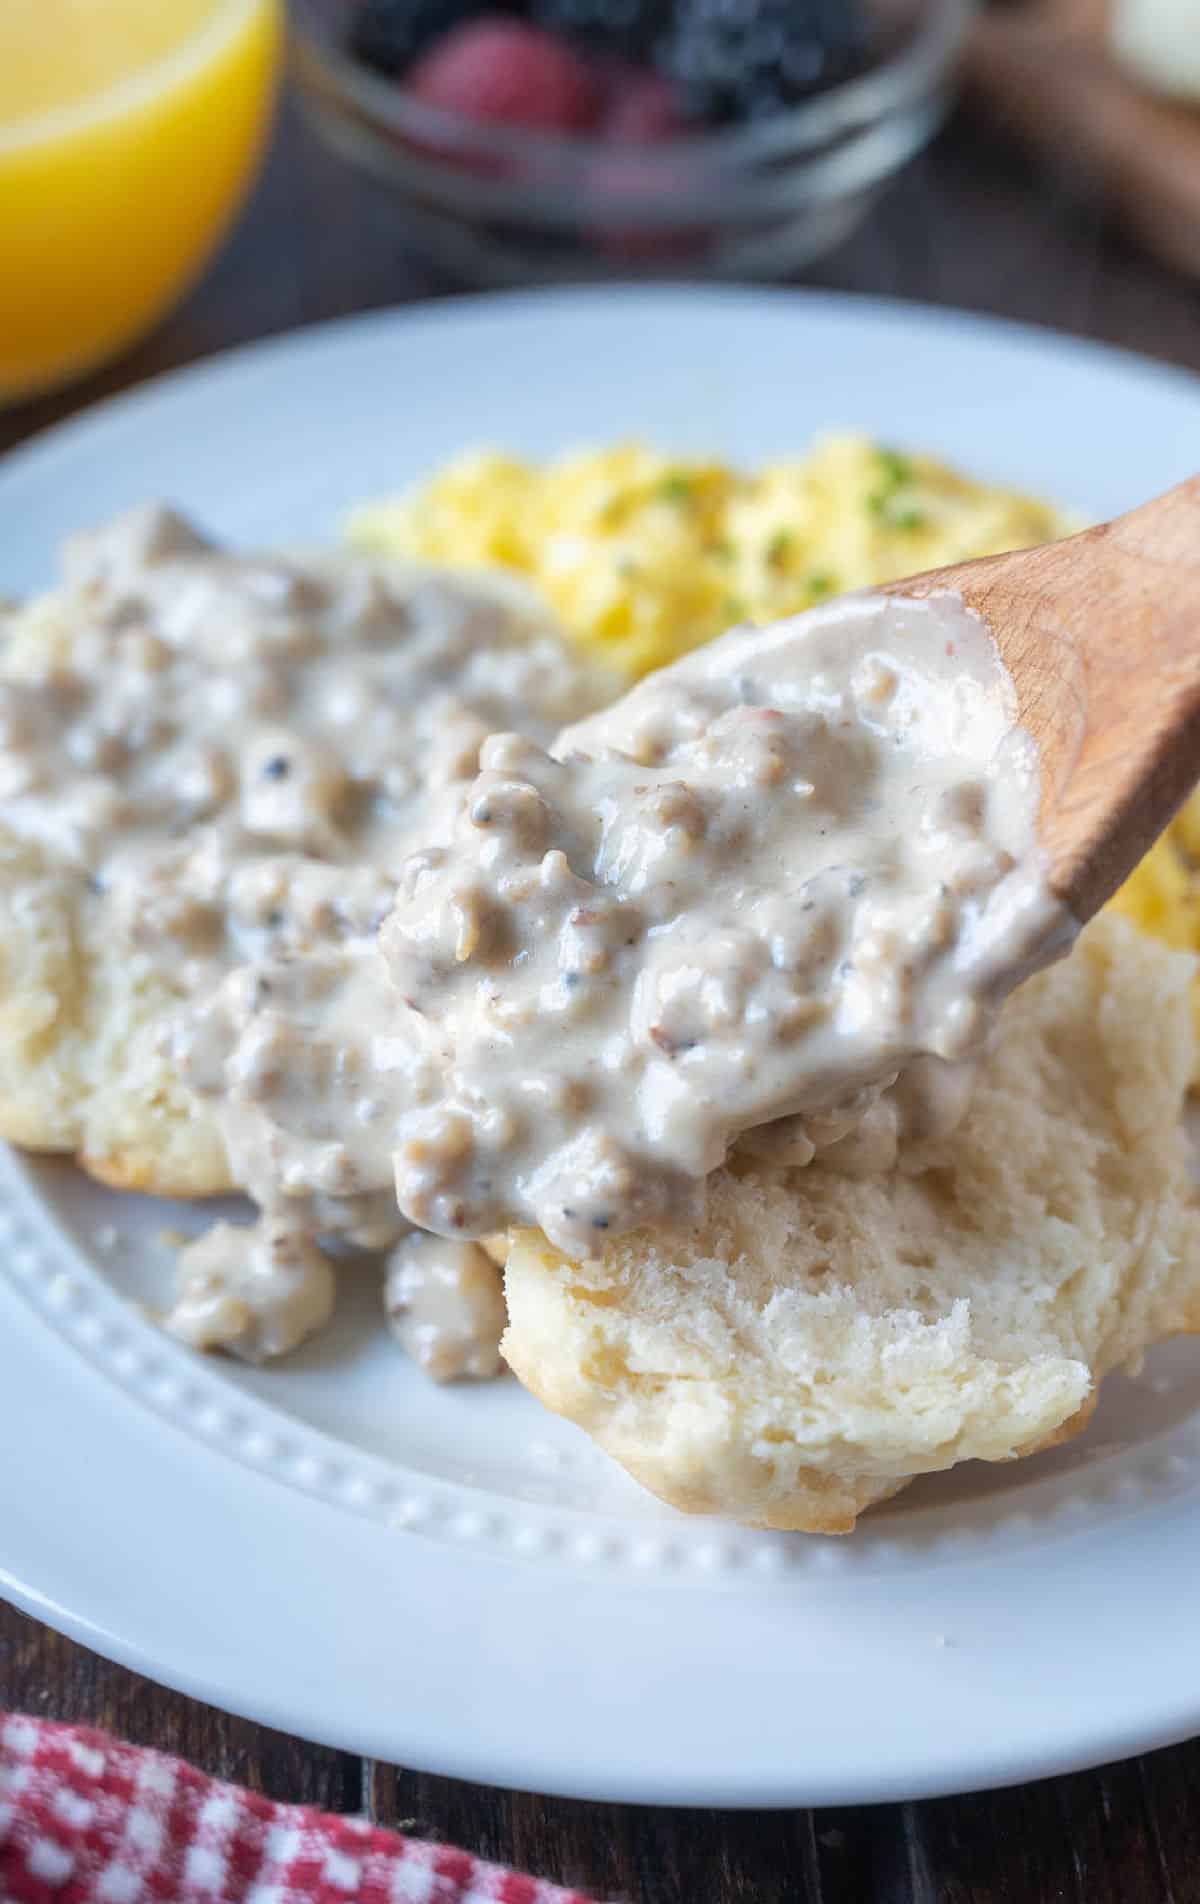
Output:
3,288,1200,1807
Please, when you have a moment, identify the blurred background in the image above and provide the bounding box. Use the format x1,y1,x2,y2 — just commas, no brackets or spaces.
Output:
2,0,1200,445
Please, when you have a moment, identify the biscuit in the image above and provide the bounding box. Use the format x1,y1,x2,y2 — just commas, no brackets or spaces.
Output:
0,823,232,1194
503,916,1200,1532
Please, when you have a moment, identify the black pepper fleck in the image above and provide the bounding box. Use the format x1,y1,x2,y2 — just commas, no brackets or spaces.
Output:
263,755,290,779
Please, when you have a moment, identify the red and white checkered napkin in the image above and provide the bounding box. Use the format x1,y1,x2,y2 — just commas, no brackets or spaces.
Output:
0,1712,600,1904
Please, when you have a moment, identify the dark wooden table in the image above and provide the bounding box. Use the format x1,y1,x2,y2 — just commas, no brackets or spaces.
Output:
4,92,1200,1904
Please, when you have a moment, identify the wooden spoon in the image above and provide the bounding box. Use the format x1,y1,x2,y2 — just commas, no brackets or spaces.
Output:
880,475,1200,921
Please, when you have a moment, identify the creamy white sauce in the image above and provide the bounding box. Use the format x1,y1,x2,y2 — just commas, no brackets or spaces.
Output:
0,504,611,1367
166,1218,335,1362
384,1232,508,1382
385,592,1072,1255
3,512,1074,1358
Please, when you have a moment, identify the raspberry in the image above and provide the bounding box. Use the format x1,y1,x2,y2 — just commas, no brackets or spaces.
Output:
405,18,602,131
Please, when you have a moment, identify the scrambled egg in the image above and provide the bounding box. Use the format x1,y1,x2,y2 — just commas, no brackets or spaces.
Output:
348,434,1200,1069
347,435,1071,681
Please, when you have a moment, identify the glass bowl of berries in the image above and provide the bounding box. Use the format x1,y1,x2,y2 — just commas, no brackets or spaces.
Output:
291,0,971,281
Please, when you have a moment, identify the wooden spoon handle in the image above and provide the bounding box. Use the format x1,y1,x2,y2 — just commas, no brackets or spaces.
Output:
883,476,1200,921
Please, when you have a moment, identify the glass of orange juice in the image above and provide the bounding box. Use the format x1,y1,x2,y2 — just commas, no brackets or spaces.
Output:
0,0,283,403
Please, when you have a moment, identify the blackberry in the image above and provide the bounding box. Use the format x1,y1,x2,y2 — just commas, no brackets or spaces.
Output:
348,0,523,78
530,0,673,60
658,0,871,124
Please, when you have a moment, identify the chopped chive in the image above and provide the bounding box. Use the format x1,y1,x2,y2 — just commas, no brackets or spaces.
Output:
876,447,912,487
657,473,693,505
766,529,794,568
868,446,925,530
868,493,926,531
806,570,835,597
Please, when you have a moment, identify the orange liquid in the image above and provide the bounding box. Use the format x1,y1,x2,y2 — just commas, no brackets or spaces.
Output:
0,0,282,402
